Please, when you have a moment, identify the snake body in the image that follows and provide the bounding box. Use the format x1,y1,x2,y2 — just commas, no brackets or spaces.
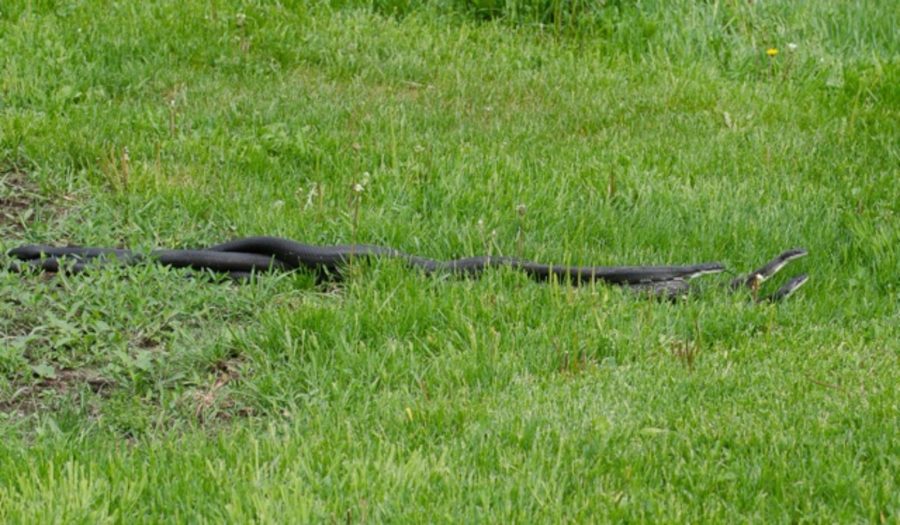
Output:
8,236,723,284
208,237,727,284
6,237,807,301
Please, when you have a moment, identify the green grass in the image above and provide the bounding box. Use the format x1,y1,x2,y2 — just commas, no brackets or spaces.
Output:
1,0,898,521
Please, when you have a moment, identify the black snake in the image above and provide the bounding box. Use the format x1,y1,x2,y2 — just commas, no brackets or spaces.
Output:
5,236,808,301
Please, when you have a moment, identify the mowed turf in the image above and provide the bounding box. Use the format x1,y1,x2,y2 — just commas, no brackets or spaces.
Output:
0,0,898,521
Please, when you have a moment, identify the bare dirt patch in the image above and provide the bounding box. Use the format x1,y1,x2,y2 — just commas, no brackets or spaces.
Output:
192,356,254,424
0,368,115,417
0,169,43,236
0,168,77,239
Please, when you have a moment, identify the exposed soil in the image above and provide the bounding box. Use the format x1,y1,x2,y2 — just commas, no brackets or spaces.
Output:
0,169,43,236
192,356,254,424
0,368,115,416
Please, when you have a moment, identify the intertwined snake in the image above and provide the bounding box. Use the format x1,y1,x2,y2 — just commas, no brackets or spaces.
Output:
5,237,808,301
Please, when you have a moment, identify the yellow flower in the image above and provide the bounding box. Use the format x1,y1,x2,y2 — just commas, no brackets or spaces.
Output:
766,48,779,57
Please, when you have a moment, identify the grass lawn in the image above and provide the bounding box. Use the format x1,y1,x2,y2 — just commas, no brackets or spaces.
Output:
1,0,897,521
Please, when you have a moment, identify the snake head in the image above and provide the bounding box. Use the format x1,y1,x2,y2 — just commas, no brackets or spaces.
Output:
767,273,809,302
730,248,809,301
731,248,808,289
